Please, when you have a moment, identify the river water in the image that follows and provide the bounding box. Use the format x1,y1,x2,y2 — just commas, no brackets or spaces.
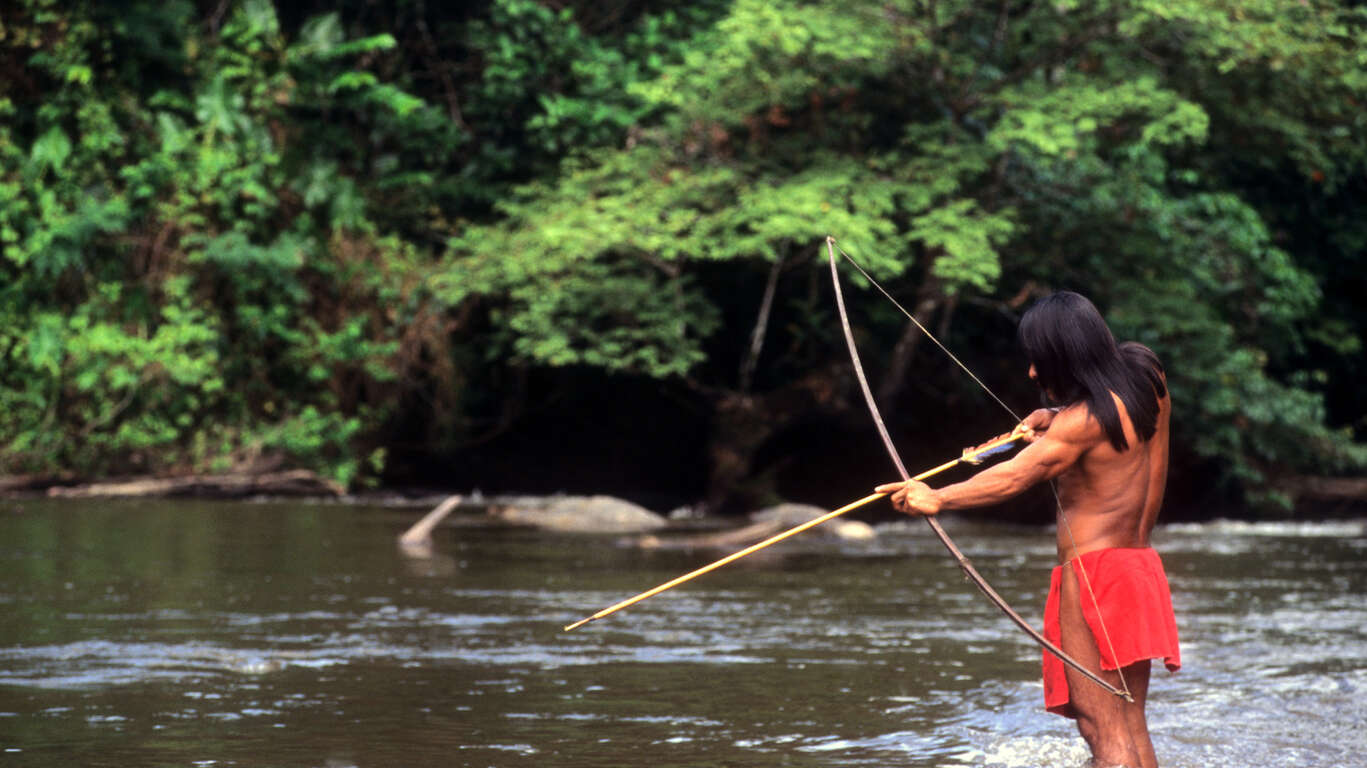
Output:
1,499,1364,767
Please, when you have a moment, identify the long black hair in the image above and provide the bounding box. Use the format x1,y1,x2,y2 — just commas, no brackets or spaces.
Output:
1017,292,1166,451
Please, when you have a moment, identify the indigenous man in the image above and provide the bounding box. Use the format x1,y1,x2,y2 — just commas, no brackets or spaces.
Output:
876,291,1179,768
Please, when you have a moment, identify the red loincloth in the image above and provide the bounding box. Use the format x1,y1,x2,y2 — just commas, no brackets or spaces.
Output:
1042,546,1180,717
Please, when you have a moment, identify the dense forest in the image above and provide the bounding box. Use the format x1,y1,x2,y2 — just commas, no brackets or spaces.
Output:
2,0,1364,516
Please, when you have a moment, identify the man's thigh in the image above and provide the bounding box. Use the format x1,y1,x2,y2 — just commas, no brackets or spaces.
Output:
1058,565,1133,727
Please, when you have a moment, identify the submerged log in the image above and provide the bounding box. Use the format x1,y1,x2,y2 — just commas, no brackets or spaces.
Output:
0,473,76,494
45,470,344,499
1285,475,1367,501
398,494,464,558
1284,475,1367,515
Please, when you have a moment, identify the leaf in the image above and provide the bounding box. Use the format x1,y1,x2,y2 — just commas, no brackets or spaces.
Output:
29,127,72,172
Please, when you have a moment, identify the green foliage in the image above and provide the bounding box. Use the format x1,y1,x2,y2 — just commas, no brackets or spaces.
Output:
911,200,1014,294
442,147,726,377
458,0,725,202
0,0,438,484
0,278,221,472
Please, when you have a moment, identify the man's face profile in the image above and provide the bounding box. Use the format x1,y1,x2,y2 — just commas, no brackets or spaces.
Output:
1029,362,1061,406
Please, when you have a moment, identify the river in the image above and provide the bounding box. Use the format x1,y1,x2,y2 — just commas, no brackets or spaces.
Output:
1,499,1364,767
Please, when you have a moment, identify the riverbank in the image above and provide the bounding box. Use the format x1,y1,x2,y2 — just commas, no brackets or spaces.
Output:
5,474,1366,523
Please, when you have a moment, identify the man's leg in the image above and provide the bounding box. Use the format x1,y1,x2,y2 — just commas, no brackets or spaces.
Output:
1118,659,1155,768
1058,563,1145,767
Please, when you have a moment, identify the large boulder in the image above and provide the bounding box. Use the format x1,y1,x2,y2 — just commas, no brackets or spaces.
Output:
751,503,876,541
492,495,667,534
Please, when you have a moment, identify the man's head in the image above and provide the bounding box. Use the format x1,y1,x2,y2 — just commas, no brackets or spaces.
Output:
1017,291,1165,450
1017,291,1118,406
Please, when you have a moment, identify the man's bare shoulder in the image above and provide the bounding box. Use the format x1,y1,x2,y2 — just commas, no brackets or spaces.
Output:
1044,402,1107,449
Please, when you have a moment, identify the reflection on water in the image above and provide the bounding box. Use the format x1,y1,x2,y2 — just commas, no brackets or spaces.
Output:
0,499,1365,767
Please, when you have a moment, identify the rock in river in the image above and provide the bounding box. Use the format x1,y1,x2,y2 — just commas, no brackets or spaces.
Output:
751,503,876,541
492,495,668,534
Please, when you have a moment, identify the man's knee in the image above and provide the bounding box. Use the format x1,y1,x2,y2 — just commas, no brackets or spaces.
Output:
1074,714,1103,748
1075,709,1137,759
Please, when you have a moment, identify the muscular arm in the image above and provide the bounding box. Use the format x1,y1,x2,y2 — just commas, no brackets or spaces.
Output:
877,406,1101,516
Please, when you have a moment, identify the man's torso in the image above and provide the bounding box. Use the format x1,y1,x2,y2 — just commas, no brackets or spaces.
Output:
1053,390,1171,562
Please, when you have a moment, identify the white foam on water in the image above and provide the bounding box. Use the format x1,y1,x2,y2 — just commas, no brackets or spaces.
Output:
953,735,1090,767
1161,518,1366,538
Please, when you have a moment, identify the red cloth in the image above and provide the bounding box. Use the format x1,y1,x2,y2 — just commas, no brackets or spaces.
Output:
1042,547,1180,717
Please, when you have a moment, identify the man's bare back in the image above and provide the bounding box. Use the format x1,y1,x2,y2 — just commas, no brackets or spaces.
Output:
1049,388,1170,561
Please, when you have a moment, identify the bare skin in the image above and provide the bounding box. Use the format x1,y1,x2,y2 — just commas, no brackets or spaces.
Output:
876,367,1170,768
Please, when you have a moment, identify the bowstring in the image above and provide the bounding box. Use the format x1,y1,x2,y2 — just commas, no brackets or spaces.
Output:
834,247,1022,423
832,241,1134,702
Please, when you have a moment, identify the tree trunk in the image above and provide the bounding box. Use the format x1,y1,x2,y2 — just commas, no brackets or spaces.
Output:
876,286,943,414
44,470,344,498
703,366,845,515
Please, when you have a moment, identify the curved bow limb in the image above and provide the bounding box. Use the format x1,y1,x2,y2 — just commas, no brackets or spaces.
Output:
825,236,1131,702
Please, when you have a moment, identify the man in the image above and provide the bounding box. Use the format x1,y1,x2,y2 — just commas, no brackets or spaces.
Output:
876,291,1179,768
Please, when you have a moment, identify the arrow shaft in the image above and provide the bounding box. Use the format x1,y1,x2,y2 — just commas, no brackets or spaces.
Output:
564,433,1022,632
